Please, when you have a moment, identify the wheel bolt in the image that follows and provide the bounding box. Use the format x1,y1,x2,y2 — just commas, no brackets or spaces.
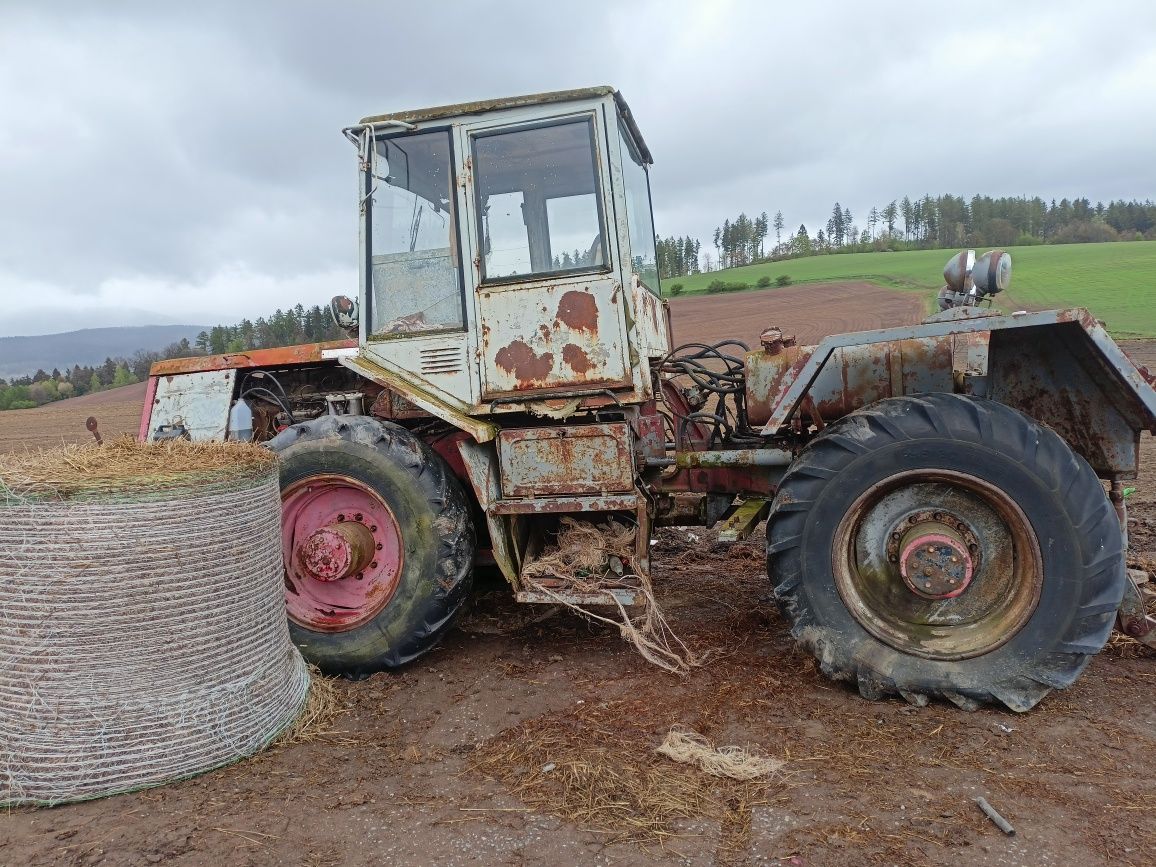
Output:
375,543,382,550
355,513,363,521
337,513,345,522
370,561,378,569
370,525,378,532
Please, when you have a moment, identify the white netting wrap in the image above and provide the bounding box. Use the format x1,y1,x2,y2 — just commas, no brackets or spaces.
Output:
0,453,309,806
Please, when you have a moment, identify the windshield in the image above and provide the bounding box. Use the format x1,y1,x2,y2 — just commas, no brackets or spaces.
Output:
472,117,607,282
618,119,659,294
367,129,464,335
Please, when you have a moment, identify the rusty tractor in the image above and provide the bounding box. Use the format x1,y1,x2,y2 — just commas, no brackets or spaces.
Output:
142,87,1156,711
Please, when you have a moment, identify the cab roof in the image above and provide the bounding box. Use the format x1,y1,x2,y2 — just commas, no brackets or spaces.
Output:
357,86,652,164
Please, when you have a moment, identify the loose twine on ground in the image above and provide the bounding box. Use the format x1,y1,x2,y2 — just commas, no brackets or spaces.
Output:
0,440,310,807
520,518,703,674
655,725,784,781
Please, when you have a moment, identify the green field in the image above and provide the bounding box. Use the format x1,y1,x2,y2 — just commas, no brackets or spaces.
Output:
670,241,1156,337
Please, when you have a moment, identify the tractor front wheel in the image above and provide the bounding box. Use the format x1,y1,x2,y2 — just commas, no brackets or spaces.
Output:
268,415,474,675
767,393,1125,712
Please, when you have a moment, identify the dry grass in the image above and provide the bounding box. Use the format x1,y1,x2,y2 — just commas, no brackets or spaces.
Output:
470,715,781,850
0,436,275,500
273,669,345,748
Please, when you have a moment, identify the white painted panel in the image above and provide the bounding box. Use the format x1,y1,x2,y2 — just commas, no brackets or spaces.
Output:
148,370,236,442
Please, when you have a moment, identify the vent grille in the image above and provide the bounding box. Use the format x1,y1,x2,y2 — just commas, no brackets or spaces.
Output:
419,346,464,375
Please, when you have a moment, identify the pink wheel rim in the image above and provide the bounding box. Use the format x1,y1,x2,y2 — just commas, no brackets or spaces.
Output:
281,475,404,632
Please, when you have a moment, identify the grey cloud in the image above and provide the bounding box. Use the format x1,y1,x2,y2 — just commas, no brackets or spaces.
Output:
0,0,1153,335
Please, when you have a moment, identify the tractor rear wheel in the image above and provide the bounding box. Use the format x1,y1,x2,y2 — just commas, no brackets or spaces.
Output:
767,393,1125,712
268,415,474,675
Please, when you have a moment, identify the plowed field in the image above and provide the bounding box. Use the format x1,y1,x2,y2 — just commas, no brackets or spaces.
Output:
2,286,1155,867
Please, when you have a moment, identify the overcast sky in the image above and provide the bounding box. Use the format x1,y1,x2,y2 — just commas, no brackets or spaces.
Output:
1,0,1154,336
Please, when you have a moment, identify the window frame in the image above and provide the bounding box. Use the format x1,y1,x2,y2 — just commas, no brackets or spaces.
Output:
364,124,468,338
616,116,662,297
470,114,612,286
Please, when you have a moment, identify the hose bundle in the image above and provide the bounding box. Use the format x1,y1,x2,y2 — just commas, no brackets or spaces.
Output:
659,341,760,446
0,439,309,806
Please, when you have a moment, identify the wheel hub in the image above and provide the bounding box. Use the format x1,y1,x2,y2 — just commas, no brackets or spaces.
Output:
280,475,405,633
898,524,973,599
298,521,376,582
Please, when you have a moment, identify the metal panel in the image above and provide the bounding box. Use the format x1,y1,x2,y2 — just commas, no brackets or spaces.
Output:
479,280,631,398
759,308,1156,434
458,439,520,587
498,423,634,497
148,370,235,442
149,340,356,376
988,324,1143,476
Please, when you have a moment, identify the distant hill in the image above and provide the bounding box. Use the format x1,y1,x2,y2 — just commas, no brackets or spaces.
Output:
0,325,209,380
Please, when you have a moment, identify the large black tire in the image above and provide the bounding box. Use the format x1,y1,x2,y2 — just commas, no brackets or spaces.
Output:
269,415,474,675
767,393,1125,712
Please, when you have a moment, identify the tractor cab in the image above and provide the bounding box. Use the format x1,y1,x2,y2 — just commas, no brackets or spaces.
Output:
337,87,669,422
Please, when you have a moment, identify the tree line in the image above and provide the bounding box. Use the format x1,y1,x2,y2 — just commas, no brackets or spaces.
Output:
0,303,344,411
657,196,1156,278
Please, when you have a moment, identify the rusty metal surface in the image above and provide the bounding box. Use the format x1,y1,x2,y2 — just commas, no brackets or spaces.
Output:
987,322,1147,476
497,423,635,497
149,340,356,377
458,439,521,587
489,494,641,515
480,283,631,398
659,466,781,498
831,470,1043,661
758,308,1156,436
745,338,953,426
85,416,102,446
137,375,159,442
673,448,792,469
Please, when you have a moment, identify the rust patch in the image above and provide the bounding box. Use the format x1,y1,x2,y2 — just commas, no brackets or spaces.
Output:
556,290,598,332
495,340,555,385
538,324,552,341
563,344,594,374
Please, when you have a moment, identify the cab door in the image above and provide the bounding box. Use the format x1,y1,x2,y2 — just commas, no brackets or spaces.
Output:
459,110,632,400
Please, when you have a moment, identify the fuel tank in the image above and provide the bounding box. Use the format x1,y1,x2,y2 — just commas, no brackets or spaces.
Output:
744,330,955,426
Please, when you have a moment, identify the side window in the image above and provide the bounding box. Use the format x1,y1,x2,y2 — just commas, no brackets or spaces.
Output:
367,129,464,335
618,121,660,295
473,117,607,281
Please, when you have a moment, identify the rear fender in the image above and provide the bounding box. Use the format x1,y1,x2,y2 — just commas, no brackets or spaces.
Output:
758,308,1156,477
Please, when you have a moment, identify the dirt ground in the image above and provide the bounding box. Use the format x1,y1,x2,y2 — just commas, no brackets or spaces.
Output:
667,281,926,349
0,380,146,453
2,286,1155,866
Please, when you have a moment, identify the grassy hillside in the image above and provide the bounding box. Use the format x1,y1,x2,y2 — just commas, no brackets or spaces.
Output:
669,241,1156,337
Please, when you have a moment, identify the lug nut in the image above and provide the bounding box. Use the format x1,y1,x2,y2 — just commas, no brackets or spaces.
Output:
370,525,378,532
355,513,363,521
337,514,345,522
370,561,378,569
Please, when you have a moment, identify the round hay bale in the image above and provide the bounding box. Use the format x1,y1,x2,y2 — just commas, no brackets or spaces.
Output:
0,438,309,806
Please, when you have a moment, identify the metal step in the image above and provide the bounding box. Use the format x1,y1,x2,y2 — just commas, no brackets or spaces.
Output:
489,494,640,515
516,587,640,606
